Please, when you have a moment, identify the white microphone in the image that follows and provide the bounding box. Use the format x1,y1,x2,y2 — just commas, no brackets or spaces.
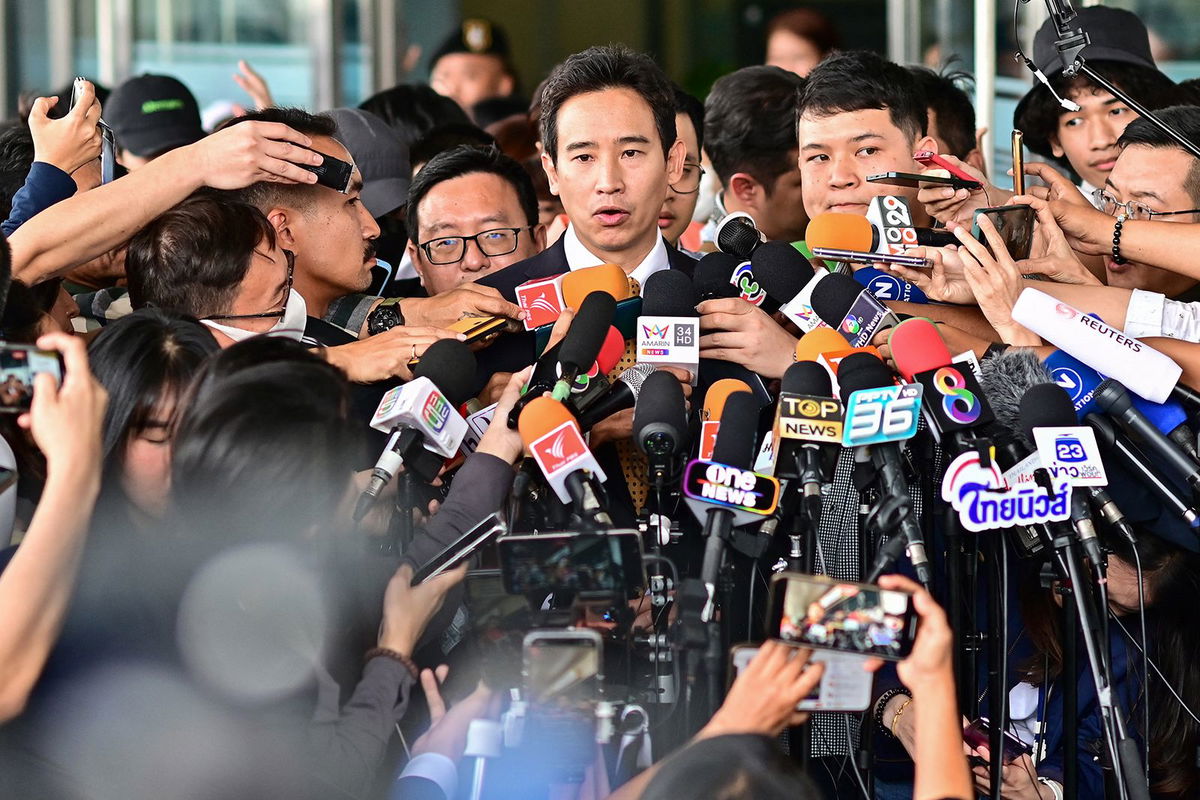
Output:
1011,287,1182,403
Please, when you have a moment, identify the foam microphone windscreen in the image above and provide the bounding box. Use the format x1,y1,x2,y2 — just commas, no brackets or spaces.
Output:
562,263,632,309
413,339,478,406
782,360,834,398
702,378,752,422
1019,382,1080,444
836,351,895,404
711,391,759,468
716,214,763,259
750,241,815,302
517,395,576,447
596,326,626,374
795,328,851,363
560,291,617,371
810,272,868,328
642,269,698,317
888,318,952,381
693,252,741,301
634,369,689,454
977,348,1056,440
805,213,875,253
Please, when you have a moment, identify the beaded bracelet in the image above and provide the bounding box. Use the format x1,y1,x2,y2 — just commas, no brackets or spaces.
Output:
1112,213,1127,265
364,647,419,679
873,687,911,737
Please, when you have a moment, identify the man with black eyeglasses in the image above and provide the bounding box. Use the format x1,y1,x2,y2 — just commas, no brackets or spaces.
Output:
405,145,546,297
658,85,706,255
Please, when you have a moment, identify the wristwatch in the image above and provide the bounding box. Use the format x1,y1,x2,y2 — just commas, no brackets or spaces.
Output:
367,298,405,336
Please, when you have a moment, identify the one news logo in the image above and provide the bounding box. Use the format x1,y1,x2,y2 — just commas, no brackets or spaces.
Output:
516,280,563,329
530,421,587,474
421,391,451,432
731,263,766,306
683,461,779,515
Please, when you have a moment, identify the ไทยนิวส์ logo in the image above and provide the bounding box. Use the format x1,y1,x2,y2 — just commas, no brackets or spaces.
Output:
941,451,1071,532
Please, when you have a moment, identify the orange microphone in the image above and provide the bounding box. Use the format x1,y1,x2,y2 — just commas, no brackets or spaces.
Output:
562,263,633,309
697,378,751,460
518,396,610,510
794,328,849,363
805,213,876,253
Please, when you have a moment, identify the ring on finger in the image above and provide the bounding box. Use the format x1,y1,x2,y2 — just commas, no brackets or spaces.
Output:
410,344,417,360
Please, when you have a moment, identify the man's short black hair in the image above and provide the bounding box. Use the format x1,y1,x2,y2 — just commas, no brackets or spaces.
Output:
1014,61,1177,169
673,84,705,154
1118,105,1200,205
797,50,928,142
539,45,676,163
221,107,341,214
406,145,538,239
704,66,803,192
410,123,496,168
126,192,276,318
907,65,976,159
0,123,34,220
358,83,470,146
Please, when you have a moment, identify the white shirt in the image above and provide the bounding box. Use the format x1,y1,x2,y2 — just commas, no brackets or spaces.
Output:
561,223,671,288
1124,288,1200,342
1080,179,1102,210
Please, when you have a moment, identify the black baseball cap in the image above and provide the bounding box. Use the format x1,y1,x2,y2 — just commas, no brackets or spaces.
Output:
430,19,512,68
106,74,205,158
328,108,411,218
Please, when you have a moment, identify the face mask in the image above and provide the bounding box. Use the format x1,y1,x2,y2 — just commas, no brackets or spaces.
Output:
202,289,308,344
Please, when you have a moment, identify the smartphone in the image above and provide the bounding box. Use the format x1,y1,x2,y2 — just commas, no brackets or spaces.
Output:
99,120,125,184
299,150,354,193
411,513,507,584
0,344,63,413
498,530,646,601
730,645,873,712
963,716,1033,765
522,628,603,711
767,572,918,661
69,76,85,111
971,204,1036,262
913,151,985,190
867,171,982,192
1011,131,1025,196
408,315,510,367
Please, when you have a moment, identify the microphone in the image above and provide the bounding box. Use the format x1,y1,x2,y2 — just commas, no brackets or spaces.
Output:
357,339,476,520
637,269,700,382
837,351,931,587
810,272,901,348
774,361,841,522
805,212,934,270
747,241,828,333
692,250,775,311
1011,287,1182,403
517,396,610,517
552,291,617,401
715,211,764,259
577,363,656,430
698,378,752,460
1094,379,1200,494
809,207,955,253
634,369,690,489
561,263,634,309
1019,382,1108,566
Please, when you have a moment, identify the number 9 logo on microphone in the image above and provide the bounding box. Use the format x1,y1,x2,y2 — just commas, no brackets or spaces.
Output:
933,366,980,425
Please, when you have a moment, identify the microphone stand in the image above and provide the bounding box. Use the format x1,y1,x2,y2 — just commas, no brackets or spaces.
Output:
1043,0,1200,160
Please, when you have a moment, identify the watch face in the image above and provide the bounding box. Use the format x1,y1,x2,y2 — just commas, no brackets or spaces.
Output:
368,305,402,335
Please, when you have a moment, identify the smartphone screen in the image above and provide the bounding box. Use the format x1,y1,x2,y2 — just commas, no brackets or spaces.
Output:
972,204,1035,262
963,717,1033,764
499,531,645,600
0,344,62,413
523,631,602,711
767,572,918,660
730,646,873,711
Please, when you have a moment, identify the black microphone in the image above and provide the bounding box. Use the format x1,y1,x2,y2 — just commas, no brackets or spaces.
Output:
714,212,764,259
775,361,838,521
693,252,742,302
837,351,931,588
634,369,690,490
810,271,900,347
642,269,698,316
1019,382,1107,567
552,291,617,401
576,363,655,430
1094,379,1200,494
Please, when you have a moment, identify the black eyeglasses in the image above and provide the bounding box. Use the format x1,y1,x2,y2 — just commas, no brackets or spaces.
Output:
206,250,296,321
418,227,533,265
670,162,706,195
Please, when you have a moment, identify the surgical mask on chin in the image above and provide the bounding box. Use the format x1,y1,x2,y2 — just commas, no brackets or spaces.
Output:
201,289,308,344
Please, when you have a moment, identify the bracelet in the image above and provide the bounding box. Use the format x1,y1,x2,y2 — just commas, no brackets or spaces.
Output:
1037,777,1064,800
364,647,419,679
1112,213,1127,265
873,687,911,737
889,697,913,737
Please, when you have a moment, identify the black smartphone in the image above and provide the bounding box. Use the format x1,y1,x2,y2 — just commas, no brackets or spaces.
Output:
299,150,354,193
99,121,125,184
411,513,507,584
767,572,919,661
1011,131,1026,196
498,530,646,601
522,628,604,711
963,716,1033,765
971,204,1036,262
0,343,63,413
867,171,982,191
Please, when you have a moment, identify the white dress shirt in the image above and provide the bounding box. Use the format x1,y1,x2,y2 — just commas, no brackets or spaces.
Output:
1124,288,1200,342
561,223,671,288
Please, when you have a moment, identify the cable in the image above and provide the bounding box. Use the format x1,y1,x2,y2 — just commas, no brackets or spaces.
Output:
843,714,872,800
1130,545,1150,793
1110,614,1200,726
